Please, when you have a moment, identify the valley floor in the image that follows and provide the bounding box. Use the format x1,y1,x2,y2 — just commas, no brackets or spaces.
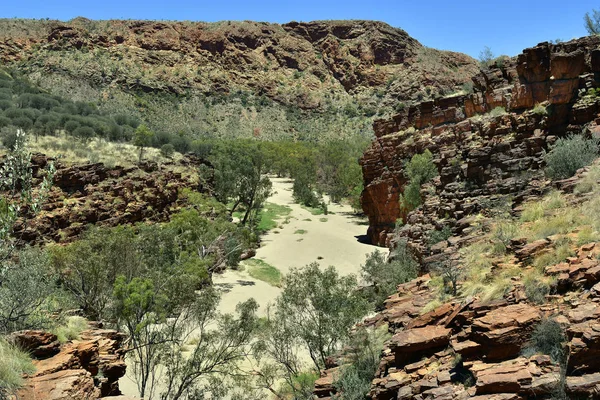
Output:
119,177,374,397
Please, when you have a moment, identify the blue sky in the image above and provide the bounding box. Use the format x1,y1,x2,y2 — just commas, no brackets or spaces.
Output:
1,1,597,58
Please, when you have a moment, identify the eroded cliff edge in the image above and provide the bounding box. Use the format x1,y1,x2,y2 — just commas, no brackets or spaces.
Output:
361,36,600,248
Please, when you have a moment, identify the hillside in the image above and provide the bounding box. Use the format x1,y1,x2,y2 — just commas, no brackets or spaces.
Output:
0,18,478,140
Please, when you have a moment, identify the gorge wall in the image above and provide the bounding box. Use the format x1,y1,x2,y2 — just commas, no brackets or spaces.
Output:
360,35,600,249
0,18,476,109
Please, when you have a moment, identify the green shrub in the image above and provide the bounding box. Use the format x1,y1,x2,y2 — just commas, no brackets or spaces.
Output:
400,150,437,211
52,316,89,343
491,221,518,248
0,338,35,397
0,127,18,151
428,225,452,246
543,135,599,179
160,143,175,158
333,326,389,400
361,241,418,308
532,103,548,116
0,247,58,333
523,319,566,364
488,107,507,118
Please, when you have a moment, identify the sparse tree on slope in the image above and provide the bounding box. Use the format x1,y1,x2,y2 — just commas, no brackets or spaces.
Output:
585,9,600,35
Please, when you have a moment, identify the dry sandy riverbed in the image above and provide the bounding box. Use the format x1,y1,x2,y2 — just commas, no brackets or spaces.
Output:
120,177,375,396
213,177,373,316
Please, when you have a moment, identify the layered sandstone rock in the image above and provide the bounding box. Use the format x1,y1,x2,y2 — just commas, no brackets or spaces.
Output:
13,326,134,400
312,163,600,400
360,36,600,248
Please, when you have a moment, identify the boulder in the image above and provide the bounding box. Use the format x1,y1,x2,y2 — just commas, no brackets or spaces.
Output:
9,330,61,359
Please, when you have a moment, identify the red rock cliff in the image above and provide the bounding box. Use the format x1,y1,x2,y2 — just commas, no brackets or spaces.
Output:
361,36,600,247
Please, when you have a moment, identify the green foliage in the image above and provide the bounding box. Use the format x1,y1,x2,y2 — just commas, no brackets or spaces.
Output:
51,201,247,320
478,46,495,66
205,140,272,226
0,130,55,257
488,106,507,117
0,127,18,150
428,225,452,246
532,103,548,116
133,124,154,162
400,149,437,211
0,69,140,145
584,8,600,35
52,316,89,344
523,319,566,364
0,247,58,333
543,134,599,179
160,143,175,158
491,220,519,251
361,243,418,309
0,338,35,397
275,263,369,372
333,326,390,400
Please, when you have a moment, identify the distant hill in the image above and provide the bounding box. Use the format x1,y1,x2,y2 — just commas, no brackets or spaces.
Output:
0,18,478,141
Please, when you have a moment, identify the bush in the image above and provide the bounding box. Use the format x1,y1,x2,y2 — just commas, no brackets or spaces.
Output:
333,326,389,400
0,127,18,151
0,338,35,397
428,225,452,246
400,149,437,211
523,319,566,364
52,316,89,343
361,241,418,308
72,126,95,142
0,247,58,333
488,107,507,118
532,103,548,116
544,135,599,179
160,143,175,158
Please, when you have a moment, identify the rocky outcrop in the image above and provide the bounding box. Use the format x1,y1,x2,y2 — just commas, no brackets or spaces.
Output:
360,36,600,247
310,161,600,399
13,326,133,399
312,242,600,399
0,19,477,111
4,153,206,245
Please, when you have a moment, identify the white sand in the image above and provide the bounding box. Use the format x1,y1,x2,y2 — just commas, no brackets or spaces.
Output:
120,177,375,397
214,177,373,316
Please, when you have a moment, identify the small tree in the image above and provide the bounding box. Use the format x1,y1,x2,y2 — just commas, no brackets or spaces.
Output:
584,9,600,35
0,248,57,333
400,149,438,212
160,143,175,159
431,260,463,296
479,46,495,66
134,124,154,163
0,130,54,260
274,263,369,373
207,141,272,226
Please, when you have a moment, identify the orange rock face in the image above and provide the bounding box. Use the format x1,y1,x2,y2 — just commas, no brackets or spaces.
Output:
15,327,132,400
360,36,600,247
